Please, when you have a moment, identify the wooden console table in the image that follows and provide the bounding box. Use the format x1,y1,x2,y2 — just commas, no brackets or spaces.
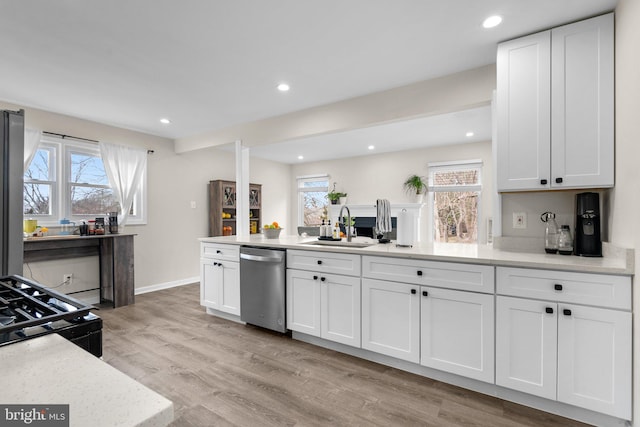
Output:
23,234,135,308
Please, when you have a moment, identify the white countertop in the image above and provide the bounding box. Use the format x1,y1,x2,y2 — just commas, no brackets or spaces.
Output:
199,234,634,275
0,334,173,427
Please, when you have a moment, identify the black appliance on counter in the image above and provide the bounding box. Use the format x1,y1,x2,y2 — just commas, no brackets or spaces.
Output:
575,192,602,257
0,275,102,357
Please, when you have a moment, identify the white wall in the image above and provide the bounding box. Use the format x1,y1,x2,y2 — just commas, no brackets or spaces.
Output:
4,101,290,295
609,1,640,425
289,140,493,243
500,189,609,241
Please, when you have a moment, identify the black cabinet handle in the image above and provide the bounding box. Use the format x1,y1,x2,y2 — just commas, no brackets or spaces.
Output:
554,284,563,291
411,289,417,294
563,309,572,316
313,275,318,280
422,291,428,297
540,179,548,185
545,307,554,314
317,260,322,265
417,270,423,276
555,177,563,184
216,250,222,254
321,277,326,282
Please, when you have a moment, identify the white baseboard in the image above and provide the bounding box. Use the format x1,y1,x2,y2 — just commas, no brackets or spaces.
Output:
135,276,199,295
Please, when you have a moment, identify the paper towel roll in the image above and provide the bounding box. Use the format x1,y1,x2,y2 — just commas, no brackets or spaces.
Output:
396,209,415,247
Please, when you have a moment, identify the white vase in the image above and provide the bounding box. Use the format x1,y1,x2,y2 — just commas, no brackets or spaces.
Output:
414,193,424,204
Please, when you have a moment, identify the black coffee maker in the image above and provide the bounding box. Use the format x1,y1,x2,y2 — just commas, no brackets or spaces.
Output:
575,192,602,257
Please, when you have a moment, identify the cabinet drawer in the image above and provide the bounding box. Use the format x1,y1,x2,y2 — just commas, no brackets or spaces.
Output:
496,267,631,310
362,256,494,293
201,243,239,261
287,250,361,276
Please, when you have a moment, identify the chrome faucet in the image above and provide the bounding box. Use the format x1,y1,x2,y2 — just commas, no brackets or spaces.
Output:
338,205,352,242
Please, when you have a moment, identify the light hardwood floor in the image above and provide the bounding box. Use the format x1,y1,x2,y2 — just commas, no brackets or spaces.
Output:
100,284,590,427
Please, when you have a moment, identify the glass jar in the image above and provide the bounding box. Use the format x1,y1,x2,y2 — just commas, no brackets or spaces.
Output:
558,225,574,255
541,212,559,254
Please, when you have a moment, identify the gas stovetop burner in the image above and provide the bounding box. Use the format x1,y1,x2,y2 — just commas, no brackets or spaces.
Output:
0,275,94,336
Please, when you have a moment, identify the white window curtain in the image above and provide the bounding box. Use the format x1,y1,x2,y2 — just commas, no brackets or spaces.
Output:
99,142,147,227
24,128,42,170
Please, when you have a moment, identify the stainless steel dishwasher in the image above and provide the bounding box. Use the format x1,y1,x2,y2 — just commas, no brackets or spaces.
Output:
239,246,286,332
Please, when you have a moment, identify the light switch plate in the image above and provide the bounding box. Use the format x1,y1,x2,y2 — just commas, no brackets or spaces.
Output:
190,201,197,209
513,212,527,229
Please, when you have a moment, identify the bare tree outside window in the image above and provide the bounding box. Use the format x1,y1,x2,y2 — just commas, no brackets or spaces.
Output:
24,148,53,215
69,152,120,215
429,163,482,244
298,176,329,226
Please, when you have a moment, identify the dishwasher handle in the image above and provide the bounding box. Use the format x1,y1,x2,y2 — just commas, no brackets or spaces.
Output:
240,252,284,263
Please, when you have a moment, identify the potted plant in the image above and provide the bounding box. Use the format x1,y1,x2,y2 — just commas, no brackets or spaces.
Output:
403,174,427,203
327,182,347,205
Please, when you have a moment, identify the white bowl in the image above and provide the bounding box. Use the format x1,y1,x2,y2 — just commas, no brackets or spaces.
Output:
263,228,282,239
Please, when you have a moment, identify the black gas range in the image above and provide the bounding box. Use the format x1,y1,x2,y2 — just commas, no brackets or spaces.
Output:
0,275,102,357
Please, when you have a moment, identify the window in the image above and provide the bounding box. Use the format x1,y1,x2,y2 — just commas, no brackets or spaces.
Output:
297,175,329,226
428,160,482,244
24,142,57,219
23,135,146,225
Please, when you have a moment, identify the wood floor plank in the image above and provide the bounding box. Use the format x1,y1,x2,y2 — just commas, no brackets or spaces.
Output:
99,283,591,427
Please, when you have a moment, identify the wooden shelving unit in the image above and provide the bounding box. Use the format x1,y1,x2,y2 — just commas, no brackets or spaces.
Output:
208,180,261,236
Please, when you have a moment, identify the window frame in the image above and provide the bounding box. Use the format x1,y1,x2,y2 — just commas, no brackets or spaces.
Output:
427,160,483,244
24,136,147,226
296,174,329,227
23,139,59,221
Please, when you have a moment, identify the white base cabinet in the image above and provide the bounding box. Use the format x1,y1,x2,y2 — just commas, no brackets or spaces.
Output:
557,304,631,419
361,278,420,363
496,296,558,400
496,267,632,420
420,287,494,383
200,244,240,316
287,258,361,348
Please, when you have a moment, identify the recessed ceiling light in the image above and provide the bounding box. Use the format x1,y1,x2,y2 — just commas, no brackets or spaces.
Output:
277,83,290,92
297,155,304,160
482,15,502,29
466,131,474,137
160,118,171,124
368,145,375,150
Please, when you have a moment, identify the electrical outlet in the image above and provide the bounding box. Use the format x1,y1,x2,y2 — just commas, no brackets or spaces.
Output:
63,273,73,285
513,212,527,229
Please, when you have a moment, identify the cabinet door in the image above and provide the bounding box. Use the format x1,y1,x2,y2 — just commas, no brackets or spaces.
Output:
361,278,420,363
200,258,221,310
286,269,321,337
321,274,361,347
557,304,631,420
420,287,494,383
496,296,557,399
219,261,240,315
551,13,614,188
497,31,551,191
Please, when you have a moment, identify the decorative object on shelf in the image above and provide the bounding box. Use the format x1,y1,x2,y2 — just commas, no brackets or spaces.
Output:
328,182,347,205
209,180,262,236
403,174,427,203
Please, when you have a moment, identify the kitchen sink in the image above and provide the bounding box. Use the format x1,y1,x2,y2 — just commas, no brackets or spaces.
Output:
302,240,377,248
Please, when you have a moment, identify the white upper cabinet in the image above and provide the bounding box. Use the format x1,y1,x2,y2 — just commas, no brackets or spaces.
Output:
497,31,551,191
497,13,614,192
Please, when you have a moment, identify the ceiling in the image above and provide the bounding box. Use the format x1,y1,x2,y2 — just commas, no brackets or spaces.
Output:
0,0,617,162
